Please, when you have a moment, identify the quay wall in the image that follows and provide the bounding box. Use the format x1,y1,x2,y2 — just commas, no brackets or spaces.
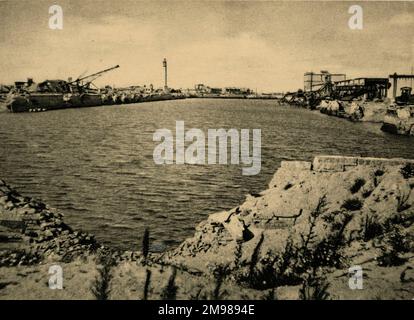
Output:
281,155,414,174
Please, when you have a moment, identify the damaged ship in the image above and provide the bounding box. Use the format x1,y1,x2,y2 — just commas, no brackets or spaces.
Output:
5,65,119,112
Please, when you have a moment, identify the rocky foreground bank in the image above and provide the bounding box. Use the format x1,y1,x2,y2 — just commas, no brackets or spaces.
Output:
1,156,414,299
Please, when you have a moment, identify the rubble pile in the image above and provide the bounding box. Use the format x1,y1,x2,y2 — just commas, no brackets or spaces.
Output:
382,105,414,136
0,179,100,266
317,99,390,123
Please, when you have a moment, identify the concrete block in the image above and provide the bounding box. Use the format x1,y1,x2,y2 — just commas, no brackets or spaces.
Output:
223,215,245,241
314,162,344,172
313,155,358,167
208,211,232,223
281,161,312,171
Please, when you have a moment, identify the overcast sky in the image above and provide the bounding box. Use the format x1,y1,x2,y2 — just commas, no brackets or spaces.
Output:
0,0,413,91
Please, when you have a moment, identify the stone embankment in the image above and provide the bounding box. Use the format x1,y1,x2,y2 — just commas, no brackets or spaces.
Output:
0,180,100,266
1,155,414,299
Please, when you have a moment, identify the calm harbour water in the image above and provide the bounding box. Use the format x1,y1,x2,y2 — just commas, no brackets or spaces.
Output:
1,99,414,251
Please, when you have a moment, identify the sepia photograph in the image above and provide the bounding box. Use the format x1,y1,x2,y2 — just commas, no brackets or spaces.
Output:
0,0,414,310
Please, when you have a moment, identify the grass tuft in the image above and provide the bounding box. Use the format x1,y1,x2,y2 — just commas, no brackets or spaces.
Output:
299,271,330,300
400,163,414,179
362,190,373,198
143,269,151,300
363,215,384,241
161,267,178,300
142,228,150,264
350,178,366,194
91,256,115,300
396,193,411,213
341,198,363,211
378,226,410,267
263,288,277,300
212,264,230,300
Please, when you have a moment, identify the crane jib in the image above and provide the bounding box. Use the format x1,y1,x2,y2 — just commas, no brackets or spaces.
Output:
70,65,120,84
